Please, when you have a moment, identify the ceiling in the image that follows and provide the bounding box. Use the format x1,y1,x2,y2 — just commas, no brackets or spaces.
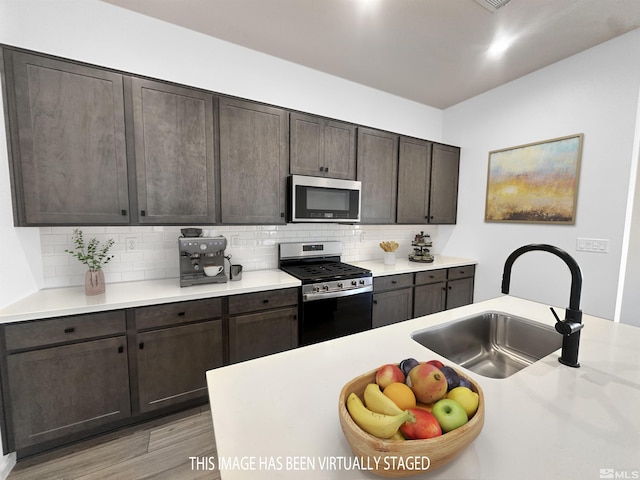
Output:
102,0,640,109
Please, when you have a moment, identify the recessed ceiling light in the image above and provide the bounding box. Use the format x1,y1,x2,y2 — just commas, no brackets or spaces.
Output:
487,34,515,58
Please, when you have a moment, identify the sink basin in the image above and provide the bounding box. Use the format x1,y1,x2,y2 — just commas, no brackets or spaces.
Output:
411,311,563,379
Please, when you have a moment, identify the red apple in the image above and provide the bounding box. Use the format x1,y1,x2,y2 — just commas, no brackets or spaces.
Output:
400,408,442,439
406,363,448,403
375,364,405,388
425,359,444,369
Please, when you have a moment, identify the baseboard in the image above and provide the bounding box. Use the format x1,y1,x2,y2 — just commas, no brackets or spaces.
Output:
0,452,16,480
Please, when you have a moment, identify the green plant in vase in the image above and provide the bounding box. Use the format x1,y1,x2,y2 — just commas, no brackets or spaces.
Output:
65,229,115,295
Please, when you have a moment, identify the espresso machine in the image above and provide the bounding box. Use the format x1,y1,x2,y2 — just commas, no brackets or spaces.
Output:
179,228,228,287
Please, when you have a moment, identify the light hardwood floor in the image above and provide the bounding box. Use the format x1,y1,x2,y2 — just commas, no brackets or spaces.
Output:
7,407,220,480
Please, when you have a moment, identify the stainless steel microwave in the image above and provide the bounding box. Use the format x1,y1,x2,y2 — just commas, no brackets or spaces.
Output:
288,175,362,223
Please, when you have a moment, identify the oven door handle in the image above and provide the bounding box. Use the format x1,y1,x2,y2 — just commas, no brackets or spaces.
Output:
302,285,372,302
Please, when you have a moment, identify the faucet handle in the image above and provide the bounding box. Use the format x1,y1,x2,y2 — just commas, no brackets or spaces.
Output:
550,307,584,336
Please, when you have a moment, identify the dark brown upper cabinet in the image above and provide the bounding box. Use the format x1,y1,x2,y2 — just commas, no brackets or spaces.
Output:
290,112,356,180
357,127,399,224
397,137,460,225
2,46,460,227
429,143,460,224
218,97,289,224
3,50,130,225
130,78,216,224
397,136,433,224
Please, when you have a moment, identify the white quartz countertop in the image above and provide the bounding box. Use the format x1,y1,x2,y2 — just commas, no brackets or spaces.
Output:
0,255,475,324
206,296,640,480
352,255,476,277
0,270,301,323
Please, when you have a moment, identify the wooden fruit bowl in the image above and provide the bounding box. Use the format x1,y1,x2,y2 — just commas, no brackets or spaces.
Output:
338,364,484,478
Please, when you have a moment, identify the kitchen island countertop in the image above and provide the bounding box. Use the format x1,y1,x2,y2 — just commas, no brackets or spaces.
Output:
206,295,640,480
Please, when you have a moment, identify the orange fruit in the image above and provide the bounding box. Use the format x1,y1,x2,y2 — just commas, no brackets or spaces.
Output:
383,382,417,410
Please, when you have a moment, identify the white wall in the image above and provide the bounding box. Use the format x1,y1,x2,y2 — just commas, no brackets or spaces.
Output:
618,95,640,327
441,29,640,321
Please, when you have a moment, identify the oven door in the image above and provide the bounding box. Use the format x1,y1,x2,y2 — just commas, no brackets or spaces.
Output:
300,292,372,346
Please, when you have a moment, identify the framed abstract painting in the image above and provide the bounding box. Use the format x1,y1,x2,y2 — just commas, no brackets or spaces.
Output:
485,134,583,224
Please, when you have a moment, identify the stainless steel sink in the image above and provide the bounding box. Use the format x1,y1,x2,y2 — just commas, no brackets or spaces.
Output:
411,311,563,379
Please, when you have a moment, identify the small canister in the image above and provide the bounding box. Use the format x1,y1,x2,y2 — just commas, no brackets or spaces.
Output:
230,264,243,281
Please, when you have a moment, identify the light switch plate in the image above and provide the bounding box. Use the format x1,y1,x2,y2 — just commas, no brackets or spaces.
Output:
576,238,609,253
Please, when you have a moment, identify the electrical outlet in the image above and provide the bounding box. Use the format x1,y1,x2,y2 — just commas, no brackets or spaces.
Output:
125,237,137,251
576,238,609,253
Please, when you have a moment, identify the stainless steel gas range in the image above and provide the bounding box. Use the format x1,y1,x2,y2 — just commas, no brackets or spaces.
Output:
279,241,373,346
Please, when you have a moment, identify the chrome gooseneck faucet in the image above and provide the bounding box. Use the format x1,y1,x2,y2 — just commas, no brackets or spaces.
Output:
501,244,583,368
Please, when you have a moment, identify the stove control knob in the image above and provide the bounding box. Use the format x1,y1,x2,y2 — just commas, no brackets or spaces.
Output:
313,286,320,293
359,279,365,285
323,284,329,291
337,282,343,288
351,280,357,286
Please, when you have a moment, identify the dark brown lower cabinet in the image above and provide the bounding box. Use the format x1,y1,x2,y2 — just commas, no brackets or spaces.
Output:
136,320,224,413
6,336,130,450
446,277,475,309
445,265,475,310
0,291,298,457
414,282,447,317
374,266,476,327
229,307,298,363
372,288,414,328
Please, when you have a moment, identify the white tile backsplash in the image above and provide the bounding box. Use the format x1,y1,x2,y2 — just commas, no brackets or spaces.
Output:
39,224,439,288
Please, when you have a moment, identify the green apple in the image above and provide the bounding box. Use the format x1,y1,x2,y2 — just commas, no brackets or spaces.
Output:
431,399,468,432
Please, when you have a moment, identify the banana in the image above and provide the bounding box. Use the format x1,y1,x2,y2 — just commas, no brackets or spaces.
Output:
363,383,404,416
346,392,414,439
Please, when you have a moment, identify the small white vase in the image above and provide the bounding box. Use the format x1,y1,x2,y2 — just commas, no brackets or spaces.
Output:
383,252,396,266
85,269,105,296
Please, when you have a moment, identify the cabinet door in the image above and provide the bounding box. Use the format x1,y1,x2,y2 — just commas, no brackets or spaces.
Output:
290,113,356,180
229,307,298,363
219,97,289,224
372,288,413,328
5,51,129,225
7,337,130,450
446,277,474,310
397,137,432,224
414,283,446,317
136,320,223,413
290,112,324,176
429,143,460,224
324,120,356,180
357,128,399,224
131,78,216,224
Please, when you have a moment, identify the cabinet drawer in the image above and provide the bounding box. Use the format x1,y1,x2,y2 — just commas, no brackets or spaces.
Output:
135,298,223,331
373,274,413,292
447,265,475,280
4,311,126,352
415,269,447,285
228,288,298,315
